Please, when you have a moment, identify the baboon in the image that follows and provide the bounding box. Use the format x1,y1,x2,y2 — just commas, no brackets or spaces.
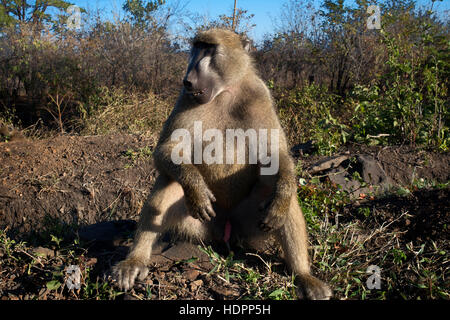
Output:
113,29,331,300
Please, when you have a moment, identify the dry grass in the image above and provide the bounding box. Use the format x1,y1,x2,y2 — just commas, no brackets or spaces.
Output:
80,87,173,136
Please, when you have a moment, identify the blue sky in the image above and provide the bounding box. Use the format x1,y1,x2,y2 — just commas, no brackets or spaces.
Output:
68,0,283,40
70,0,449,42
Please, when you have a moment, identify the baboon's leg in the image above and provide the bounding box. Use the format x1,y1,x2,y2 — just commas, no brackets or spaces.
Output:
113,174,208,290
230,182,274,239
231,185,331,300
275,195,332,300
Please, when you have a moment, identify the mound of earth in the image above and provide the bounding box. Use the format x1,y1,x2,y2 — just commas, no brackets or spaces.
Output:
302,145,449,186
345,187,450,242
0,134,158,238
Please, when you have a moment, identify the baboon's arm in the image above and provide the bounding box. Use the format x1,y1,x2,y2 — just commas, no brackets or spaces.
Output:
153,142,202,188
153,141,216,221
259,150,297,232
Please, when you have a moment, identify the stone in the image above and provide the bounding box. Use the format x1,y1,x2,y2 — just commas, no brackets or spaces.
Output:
33,246,55,258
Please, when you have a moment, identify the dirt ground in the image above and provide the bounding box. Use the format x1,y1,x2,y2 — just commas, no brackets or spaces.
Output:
0,134,449,300
0,134,158,237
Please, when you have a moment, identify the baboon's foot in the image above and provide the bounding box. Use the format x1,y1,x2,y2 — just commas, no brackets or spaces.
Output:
296,274,332,300
112,258,149,291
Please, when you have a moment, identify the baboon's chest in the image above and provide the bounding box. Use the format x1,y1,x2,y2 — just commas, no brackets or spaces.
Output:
173,103,260,207
198,163,258,209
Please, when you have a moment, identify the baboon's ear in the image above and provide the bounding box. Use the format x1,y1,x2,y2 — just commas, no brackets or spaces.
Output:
241,37,251,52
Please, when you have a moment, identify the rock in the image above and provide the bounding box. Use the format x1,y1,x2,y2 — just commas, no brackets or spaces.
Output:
308,153,394,198
33,246,55,258
183,269,200,281
151,241,212,269
85,257,97,267
357,154,392,186
190,279,203,292
328,154,393,197
308,154,350,174
210,285,240,298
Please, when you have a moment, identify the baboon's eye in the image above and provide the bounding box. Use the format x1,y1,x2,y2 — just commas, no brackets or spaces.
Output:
204,46,215,55
194,42,216,56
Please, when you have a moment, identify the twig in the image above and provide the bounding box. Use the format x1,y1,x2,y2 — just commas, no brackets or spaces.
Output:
367,134,390,138
232,0,237,31
245,252,272,273
17,249,45,268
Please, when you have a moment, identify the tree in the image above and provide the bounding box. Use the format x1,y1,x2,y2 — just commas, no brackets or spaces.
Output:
319,0,381,95
217,8,255,35
122,0,166,29
0,0,75,28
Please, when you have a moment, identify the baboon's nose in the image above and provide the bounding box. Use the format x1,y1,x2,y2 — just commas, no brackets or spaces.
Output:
183,79,193,90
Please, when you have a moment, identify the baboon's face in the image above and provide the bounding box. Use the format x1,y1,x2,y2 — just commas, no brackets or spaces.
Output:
183,42,225,105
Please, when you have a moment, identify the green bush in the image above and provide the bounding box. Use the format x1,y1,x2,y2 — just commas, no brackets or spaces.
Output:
276,84,350,155
276,24,449,154
350,28,449,151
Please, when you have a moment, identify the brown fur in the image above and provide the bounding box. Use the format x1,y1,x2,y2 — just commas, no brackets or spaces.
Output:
112,29,331,299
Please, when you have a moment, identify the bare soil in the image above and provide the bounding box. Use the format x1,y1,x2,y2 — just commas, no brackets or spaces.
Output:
0,134,158,237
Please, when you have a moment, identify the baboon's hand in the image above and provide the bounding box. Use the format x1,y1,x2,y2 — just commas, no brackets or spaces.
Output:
258,199,288,232
295,274,332,300
184,187,216,222
112,258,149,291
